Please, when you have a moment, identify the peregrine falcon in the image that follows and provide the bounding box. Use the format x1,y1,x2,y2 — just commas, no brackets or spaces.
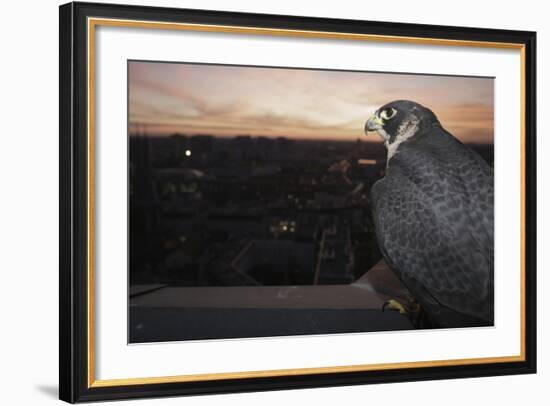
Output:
365,100,494,328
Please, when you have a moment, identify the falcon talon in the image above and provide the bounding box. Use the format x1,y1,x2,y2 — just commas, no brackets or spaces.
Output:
382,299,408,315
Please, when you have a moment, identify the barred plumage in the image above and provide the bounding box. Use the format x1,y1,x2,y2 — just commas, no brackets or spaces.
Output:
366,100,493,328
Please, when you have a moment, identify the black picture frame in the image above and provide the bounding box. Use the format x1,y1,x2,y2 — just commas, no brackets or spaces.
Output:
59,1,537,403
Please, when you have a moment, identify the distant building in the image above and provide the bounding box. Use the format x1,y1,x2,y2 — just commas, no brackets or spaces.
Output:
314,220,355,284
129,135,392,287
232,239,315,285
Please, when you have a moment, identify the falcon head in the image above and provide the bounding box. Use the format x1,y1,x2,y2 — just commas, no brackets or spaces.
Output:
365,100,440,145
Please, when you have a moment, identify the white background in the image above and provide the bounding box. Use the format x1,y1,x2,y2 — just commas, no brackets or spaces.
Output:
0,0,546,405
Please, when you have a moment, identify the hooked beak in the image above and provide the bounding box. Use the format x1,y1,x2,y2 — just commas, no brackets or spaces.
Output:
365,114,384,134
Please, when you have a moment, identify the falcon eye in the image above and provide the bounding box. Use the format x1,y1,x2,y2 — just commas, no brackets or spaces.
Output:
380,107,397,120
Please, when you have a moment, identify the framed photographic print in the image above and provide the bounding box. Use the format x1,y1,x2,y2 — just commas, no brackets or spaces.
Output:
59,1,537,403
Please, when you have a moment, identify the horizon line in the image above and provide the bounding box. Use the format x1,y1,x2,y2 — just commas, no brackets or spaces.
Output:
128,132,493,145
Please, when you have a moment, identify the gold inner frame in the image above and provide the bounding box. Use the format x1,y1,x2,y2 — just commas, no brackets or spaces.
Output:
86,17,527,388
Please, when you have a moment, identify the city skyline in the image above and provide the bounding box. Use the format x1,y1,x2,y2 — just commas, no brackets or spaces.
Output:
129,61,494,144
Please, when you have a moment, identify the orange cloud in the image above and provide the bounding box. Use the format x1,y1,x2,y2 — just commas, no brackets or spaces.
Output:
129,61,493,144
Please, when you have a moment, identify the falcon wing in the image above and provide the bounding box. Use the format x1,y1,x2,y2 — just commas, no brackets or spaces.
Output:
371,162,493,326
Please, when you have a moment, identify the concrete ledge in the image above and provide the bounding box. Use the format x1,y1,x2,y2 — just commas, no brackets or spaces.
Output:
129,260,415,342
130,306,413,343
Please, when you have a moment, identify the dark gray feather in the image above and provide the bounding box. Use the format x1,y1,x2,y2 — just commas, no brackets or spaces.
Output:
371,126,493,327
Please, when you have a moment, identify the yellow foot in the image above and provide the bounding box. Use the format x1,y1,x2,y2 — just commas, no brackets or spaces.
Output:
382,299,408,315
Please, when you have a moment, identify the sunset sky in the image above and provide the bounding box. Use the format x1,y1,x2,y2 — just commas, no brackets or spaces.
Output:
128,61,494,144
